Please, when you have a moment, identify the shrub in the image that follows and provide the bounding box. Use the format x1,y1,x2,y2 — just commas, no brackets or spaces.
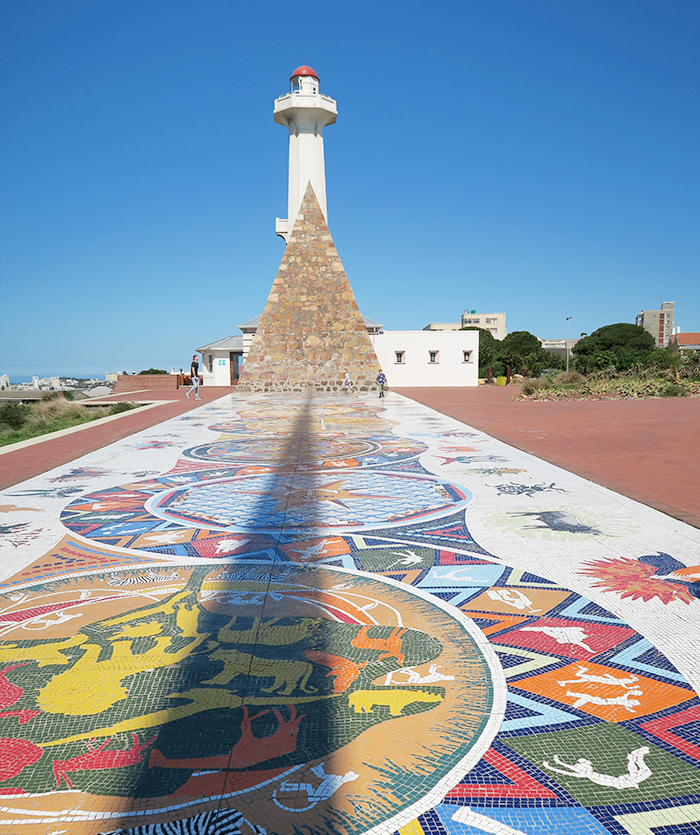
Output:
138,368,168,375
0,402,31,429
521,378,552,395
593,350,617,370
63,390,75,401
554,371,585,385
108,401,137,415
40,391,61,401
616,348,646,372
648,348,673,369
660,382,688,398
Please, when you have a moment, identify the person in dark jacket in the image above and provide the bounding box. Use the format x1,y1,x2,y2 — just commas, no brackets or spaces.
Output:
186,354,201,400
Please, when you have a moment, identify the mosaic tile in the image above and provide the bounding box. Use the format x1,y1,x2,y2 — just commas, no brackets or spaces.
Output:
0,391,698,835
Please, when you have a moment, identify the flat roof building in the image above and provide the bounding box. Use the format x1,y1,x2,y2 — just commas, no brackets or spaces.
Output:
423,323,461,331
461,310,507,340
636,301,675,348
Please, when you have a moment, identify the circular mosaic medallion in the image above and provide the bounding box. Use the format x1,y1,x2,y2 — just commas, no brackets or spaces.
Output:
183,434,425,470
184,437,380,465
0,563,503,835
145,471,471,533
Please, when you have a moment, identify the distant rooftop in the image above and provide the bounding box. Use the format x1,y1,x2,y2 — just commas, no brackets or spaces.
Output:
423,323,461,331
196,335,244,352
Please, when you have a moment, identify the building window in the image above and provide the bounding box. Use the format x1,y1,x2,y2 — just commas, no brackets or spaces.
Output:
429,351,439,364
395,351,405,364
463,350,472,363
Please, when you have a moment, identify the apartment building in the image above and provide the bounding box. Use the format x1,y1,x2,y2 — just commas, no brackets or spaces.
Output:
460,310,507,340
636,301,675,348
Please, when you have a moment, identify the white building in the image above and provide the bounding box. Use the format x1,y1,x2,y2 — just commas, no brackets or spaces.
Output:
0,374,9,390
197,334,245,387
461,309,507,340
539,337,579,358
274,65,337,242
370,330,479,387
200,315,479,388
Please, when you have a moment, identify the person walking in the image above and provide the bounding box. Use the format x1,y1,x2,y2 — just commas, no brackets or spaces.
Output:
343,371,353,393
376,370,387,398
186,354,201,400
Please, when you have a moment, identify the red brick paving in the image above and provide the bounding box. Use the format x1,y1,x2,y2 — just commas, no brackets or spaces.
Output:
4,385,698,530
0,387,233,490
396,386,700,529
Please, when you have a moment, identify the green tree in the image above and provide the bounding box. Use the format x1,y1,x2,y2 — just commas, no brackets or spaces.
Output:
460,327,497,373
543,352,566,371
496,331,551,377
573,323,655,373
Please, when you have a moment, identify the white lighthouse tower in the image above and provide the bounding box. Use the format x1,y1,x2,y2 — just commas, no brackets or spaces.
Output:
274,65,337,242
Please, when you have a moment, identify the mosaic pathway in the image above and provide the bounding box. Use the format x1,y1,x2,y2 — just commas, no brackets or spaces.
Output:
0,393,698,835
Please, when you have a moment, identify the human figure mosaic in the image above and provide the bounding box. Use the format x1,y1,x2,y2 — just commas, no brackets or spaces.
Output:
0,393,698,835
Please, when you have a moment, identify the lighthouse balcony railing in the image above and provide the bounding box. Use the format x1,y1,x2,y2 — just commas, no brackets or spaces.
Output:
274,93,337,111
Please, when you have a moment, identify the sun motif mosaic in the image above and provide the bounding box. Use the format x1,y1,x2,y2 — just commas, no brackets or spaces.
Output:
0,393,698,835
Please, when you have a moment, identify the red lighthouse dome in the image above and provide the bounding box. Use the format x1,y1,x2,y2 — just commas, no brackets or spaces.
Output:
290,65,319,80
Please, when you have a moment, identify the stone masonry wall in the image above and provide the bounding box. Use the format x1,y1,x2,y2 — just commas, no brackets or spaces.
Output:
236,184,382,392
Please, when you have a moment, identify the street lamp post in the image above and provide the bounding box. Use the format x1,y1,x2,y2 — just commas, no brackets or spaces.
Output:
566,316,572,372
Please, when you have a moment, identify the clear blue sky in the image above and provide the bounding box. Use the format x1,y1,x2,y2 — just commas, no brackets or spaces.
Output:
2,0,698,379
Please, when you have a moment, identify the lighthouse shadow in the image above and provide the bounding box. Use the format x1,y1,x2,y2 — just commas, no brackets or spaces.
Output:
110,392,354,833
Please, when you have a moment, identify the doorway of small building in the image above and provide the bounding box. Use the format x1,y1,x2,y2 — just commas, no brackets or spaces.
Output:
230,352,242,385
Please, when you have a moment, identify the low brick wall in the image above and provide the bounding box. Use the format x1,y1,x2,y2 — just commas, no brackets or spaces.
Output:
111,375,181,394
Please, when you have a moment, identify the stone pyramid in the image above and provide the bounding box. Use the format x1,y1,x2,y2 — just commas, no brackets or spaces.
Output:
236,183,382,392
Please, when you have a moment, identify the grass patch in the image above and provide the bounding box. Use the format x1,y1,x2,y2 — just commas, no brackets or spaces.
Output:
0,399,140,447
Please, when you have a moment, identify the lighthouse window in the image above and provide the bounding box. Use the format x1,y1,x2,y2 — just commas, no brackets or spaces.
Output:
429,351,439,364
463,351,473,363
395,351,405,364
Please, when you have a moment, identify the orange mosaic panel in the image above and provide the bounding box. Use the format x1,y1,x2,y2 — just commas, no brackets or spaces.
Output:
459,587,571,617
511,660,696,722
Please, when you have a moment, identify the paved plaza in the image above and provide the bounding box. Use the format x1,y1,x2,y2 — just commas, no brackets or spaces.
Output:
0,392,699,835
